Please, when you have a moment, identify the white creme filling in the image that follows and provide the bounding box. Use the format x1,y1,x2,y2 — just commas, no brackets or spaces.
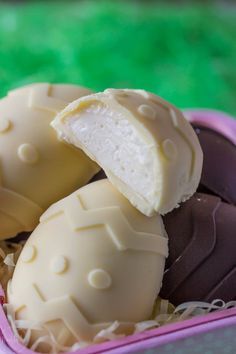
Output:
67,102,156,203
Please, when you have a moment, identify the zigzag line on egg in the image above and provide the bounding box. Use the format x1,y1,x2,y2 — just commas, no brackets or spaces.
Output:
24,283,132,342
28,84,67,113
40,191,168,257
8,83,67,114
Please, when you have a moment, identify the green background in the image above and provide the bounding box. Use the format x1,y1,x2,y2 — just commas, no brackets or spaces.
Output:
0,1,235,115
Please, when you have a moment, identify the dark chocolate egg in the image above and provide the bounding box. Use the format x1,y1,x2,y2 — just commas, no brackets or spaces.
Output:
161,193,236,305
185,109,236,205
194,126,236,205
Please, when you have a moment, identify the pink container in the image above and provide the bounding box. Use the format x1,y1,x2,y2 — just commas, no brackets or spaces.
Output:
184,108,236,145
0,288,236,354
0,109,235,354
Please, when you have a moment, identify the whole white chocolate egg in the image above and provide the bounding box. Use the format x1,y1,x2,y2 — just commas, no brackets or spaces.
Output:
0,83,99,240
8,179,168,350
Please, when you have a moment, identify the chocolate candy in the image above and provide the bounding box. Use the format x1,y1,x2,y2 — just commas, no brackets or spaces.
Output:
160,193,236,305
195,127,236,205
52,89,203,216
185,110,236,205
8,180,168,348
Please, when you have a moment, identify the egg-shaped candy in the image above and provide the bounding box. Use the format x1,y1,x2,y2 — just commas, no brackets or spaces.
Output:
185,109,236,205
8,179,168,350
161,193,236,304
0,83,99,240
52,89,203,216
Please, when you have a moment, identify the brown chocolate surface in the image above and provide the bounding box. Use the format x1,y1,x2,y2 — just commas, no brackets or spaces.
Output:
89,169,107,183
194,126,236,205
161,193,236,305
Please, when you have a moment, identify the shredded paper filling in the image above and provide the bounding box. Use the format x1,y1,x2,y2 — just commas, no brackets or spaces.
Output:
1,241,235,353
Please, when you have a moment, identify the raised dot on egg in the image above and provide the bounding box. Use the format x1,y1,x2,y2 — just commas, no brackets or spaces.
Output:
88,269,112,289
162,139,177,160
50,255,68,274
137,104,156,120
0,117,11,133
21,245,36,263
17,143,39,164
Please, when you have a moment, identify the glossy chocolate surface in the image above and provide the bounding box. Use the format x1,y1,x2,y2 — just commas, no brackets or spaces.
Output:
194,126,236,205
161,193,236,305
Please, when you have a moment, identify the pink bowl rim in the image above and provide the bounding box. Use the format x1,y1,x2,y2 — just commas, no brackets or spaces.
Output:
0,298,236,354
184,108,236,145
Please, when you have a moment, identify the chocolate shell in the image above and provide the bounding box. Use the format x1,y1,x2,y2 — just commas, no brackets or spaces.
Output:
185,109,236,205
194,126,236,205
161,193,236,305
89,169,107,183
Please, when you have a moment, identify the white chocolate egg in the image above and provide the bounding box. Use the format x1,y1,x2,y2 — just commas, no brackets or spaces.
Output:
0,83,99,239
52,89,203,216
8,179,168,350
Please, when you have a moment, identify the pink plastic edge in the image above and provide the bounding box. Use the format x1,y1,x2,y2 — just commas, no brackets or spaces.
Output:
0,109,235,354
1,291,236,354
183,108,236,145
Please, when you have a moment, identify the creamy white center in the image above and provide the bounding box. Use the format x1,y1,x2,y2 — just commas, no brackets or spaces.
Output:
67,102,155,202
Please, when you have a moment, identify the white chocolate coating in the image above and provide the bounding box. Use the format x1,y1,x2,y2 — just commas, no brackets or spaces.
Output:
8,180,168,349
52,89,203,216
0,83,99,239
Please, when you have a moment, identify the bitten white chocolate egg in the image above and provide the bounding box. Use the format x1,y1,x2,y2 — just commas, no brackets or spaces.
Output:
0,83,99,240
52,89,203,216
8,179,168,349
